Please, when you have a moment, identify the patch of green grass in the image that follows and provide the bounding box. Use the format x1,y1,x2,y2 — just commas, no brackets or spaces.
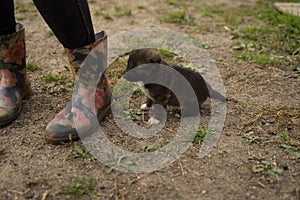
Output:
15,2,29,13
201,5,224,17
137,5,146,9
26,62,40,71
224,14,244,27
257,0,300,34
254,53,272,65
28,13,38,21
15,16,25,21
193,126,209,145
248,156,283,179
103,13,113,20
107,156,137,173
158,49,173,58
200,42,214,49
197,25,211,33
130,109,144,121
278,131,290,142
234,52,253,61
114,5,132,17
42,73,61,83
233,43,275,65
196,4,250,28
241,106,299,153
94,7,106,16
124,9,132,16
115,5,122,12
279,144,300,159
233,42,272,65
41,73,73,94
94,10,101,16
242,133,261,145
163,11,195,25
88,0,96,3
165,0,179,6
231,1,300,70
276,131,300,150
240,26,264,41
132,88,142,95
68,176,94,196
71,145,93,159
233,43,255,51
234,51,272,66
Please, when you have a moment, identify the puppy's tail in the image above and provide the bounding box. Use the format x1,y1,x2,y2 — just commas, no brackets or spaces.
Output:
211,90,227,102
207,84,227,102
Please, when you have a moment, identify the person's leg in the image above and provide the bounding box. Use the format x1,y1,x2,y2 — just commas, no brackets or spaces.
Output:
33,0,95,49
0,1,31,126
33,0,111,142
0,0,16,35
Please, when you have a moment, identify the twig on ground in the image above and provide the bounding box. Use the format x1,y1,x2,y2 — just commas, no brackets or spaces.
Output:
42,190,49,200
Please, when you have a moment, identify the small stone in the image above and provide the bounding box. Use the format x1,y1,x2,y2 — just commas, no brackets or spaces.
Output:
266,117,276,123
24,192,34,199
267,127,277,135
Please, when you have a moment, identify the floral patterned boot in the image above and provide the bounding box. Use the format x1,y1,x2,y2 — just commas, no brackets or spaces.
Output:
0,23,31,126
46,31,112,142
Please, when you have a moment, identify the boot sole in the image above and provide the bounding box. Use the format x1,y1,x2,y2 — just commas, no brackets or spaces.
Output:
45,105,112,144
0,108,21,127
0,87,32,127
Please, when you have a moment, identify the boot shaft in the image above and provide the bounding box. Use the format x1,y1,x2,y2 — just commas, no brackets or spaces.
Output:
0,23,29,96
65,31,107,80
0,23,26,72
0,23,31,126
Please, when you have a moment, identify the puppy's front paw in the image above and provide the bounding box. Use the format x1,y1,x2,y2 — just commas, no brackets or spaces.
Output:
148,117,161,125
140,103,149,110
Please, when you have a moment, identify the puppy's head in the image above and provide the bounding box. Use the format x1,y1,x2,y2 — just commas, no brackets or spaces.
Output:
124,48,167,82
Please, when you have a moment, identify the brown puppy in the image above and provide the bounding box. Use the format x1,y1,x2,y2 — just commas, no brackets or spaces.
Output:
124,48,226,124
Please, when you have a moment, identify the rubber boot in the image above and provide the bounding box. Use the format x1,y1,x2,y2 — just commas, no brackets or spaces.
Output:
0,23,31,126
45,31,111,142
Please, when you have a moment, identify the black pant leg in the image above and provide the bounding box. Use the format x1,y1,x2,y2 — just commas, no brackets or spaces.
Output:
0,0,16,35
33,0,95,49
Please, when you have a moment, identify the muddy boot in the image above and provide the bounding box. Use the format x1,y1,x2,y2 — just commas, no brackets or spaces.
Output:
0,23,31,126
46,31,111,143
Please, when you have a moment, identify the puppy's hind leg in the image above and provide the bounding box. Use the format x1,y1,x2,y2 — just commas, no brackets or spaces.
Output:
140,97,153,110
148,103,167,125
181,101,201,117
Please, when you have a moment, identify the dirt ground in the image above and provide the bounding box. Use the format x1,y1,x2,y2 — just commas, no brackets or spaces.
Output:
0,0,299,199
